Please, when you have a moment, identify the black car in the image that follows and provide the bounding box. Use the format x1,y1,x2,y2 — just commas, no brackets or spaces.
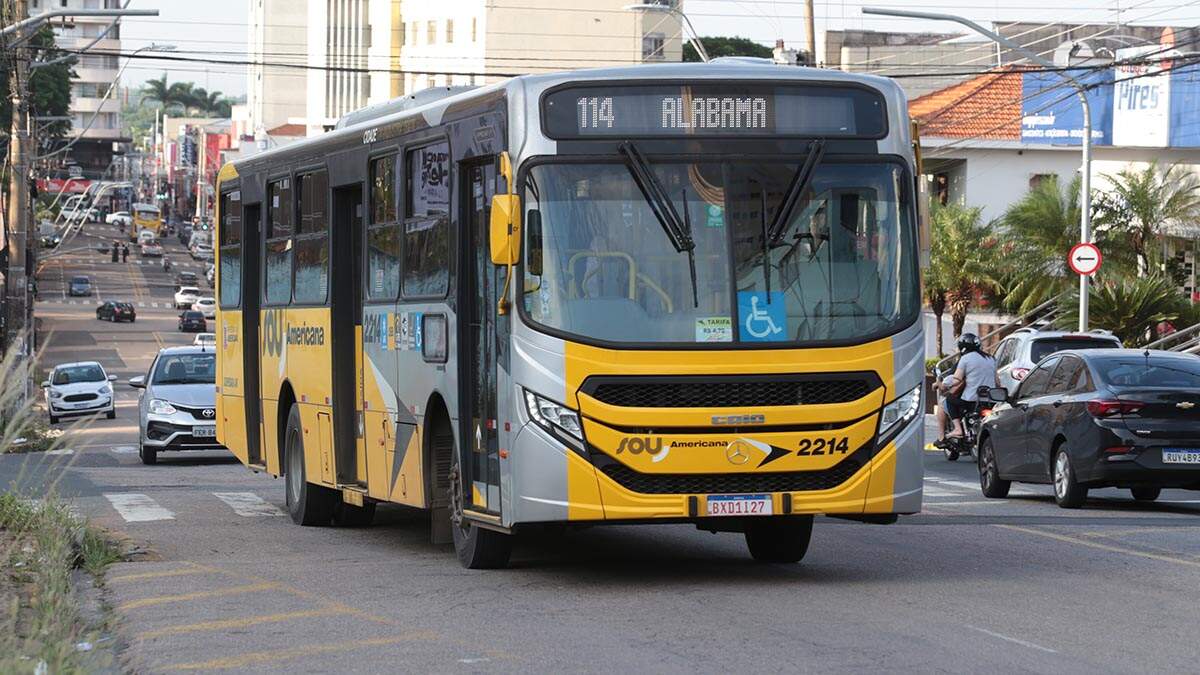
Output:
178,226,193,245
68,276,93,296
96,301,136,322
174,272,199,290
178,310,207,333
978,349,1200,508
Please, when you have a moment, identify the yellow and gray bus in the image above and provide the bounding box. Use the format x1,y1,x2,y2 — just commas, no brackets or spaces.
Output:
214,63,925,568
131,202,162,241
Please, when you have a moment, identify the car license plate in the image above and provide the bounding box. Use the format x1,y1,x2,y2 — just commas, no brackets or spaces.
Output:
193,426,216,438
706,494,773,517
1162,449,1200,464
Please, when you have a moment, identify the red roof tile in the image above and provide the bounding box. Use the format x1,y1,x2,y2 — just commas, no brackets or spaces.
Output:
266,123,307,137
909,69,1023,141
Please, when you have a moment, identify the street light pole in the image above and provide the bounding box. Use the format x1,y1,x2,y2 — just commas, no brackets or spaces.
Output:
624,3,710,63
863,7,1093,332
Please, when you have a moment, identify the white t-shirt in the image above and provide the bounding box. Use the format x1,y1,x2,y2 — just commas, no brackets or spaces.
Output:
957,351,996,402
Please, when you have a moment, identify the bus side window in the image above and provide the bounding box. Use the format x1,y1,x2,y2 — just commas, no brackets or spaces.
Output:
402,141,450,298
264,177,293,305
367,154,401,301
219,190,242,308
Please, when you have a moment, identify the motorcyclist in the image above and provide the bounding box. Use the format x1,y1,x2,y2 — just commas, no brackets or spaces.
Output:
162,255,172,272
940,333,997,441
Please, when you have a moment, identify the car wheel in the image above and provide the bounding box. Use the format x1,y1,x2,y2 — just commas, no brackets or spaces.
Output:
447,429,512,569
1053,447,1087,509
1131,487,1161,502
978,437,1011,498
744,515,815,563
139,441,157,465
105,409,116,420
284,404,336,526
49,414,59,425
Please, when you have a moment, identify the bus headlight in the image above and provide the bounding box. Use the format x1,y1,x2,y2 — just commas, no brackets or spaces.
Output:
523,389,583,448
878,385,922,446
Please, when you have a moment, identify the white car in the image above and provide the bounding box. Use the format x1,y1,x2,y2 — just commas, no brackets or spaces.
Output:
193,333,217,347
191,243,214,261
106,211,132,226
42,361,117,424
174,286,201,310
192,297,217,319
205,264,215,286
137,229,157,245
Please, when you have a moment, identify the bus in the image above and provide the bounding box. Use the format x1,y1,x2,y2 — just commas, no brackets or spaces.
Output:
131,203,162,241
213,63,926,569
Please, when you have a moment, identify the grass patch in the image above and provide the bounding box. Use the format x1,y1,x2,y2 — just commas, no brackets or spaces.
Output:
3,419,66,455
0,493,122,673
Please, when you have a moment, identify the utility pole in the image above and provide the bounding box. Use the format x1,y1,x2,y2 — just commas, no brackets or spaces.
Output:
4,0,32,356
803,0,816,66
194,127,205,222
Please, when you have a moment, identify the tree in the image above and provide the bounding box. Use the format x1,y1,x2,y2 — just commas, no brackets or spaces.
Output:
998,176,1081,313
1094,162,1200,277
683,36,772,62
0,26,74,142
929,202,997,341
1057,273,1186,345
924,258,949,359
142,74,196,111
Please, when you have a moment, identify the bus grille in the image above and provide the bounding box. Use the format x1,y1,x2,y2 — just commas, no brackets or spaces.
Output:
584,374,877,409
599,459,865,495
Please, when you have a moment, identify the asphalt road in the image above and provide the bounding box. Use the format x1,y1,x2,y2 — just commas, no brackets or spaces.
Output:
5,221,1200,674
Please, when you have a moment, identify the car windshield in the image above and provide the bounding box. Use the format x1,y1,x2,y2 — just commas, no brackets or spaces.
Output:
1094,358,1200,388
72,277,89,284
1031,337,1119,363
183,311,203,319
152,353,216,385
521,160,918,345
52,364,105,384
180,287,199,295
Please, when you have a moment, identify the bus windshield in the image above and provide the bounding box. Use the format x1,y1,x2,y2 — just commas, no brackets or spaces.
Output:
521,159,918,345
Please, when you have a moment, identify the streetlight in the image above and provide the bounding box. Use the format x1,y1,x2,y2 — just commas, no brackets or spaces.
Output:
624,3,710,63
863,7,1094,332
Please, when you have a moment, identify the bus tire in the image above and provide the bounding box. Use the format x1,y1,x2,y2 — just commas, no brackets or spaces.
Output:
744,515,814,563
332,501,376,527
449,448,511,569
284,404,335,526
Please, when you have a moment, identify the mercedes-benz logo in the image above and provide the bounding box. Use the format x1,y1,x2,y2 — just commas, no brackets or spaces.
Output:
201,408,215,418
725,441,750,465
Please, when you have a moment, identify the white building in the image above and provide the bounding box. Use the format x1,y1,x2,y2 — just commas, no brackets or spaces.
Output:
247,0,310,136
28,0,126,177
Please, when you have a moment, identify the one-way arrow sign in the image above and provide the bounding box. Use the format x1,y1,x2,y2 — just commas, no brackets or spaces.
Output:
1068,243,1102,276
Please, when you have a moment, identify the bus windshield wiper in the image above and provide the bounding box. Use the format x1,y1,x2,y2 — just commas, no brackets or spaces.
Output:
767,139,825,246
619,141,699,307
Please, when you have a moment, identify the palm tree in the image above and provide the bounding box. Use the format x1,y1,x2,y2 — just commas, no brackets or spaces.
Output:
1057,273,1186,345
999,176,1079,313
924,271,949,359
141,74,194,111
929,202,997,340
1094,162,1200,277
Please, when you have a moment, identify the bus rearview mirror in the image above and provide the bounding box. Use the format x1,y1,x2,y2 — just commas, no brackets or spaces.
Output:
489,194,521,266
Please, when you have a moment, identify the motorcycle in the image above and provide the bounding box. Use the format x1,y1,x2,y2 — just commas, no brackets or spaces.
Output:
936,386,994,462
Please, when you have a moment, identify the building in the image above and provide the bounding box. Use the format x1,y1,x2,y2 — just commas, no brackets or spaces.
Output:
247,0,681,136
27,0,128,178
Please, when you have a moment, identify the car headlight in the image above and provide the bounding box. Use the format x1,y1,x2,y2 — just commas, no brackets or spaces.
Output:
49,390,64,399
878,385,922,446
523,389,583,449
97,384,112,396
149,398,177,415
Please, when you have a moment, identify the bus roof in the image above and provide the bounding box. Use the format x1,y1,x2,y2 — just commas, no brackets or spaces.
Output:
133,203,160,212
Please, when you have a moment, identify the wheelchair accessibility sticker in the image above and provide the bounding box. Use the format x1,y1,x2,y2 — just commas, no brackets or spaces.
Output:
737,291,787,342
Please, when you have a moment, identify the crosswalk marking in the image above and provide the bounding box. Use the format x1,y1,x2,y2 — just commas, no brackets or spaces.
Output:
45,448,75,456
212,492,285,517
924,487,962,497
104,493,175,522
110,446,138,454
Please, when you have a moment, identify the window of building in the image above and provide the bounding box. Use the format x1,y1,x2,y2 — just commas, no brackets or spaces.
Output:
446,19,454,43
293,171,329,304
409,22,417,45
642,33,665,61
403,142,450,298
427,20,436,44
219,190,242,308
368,155,401,301
399,22,406,46
426,75,436,90
471,17,477,42
265,178,292,305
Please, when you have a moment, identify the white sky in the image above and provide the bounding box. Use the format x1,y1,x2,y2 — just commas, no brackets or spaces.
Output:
116,0,1200,99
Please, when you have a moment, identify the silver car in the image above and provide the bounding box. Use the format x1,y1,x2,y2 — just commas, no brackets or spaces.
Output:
128,346,223,465
992,328,1122,392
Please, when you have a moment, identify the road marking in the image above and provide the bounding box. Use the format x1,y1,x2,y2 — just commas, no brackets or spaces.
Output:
160,633,439,671
212,492,285,517
140,608,344,639
108,566,208,584
967,625,1057,654
118,582,277,611
923,487,962,497
45,448,75,456
928,500,1007,506
999,525,1200,570
110,446,138,454
103,493,175,522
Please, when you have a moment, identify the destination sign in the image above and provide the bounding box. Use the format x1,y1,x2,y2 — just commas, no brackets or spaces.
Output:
543,83,886,139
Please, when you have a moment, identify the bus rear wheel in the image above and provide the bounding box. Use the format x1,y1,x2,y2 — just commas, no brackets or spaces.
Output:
448,447,511,569
284,404,335,526
744,515,814,563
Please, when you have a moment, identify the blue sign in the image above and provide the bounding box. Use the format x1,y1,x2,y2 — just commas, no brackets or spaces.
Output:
737,291,787,342
1020,69,1113,146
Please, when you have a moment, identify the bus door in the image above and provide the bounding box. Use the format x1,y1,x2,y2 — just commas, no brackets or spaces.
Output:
459,159,502,516
331,183,367,486
242,203,263,465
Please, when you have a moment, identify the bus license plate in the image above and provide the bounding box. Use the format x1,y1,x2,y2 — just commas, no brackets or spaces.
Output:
193,426,216,438
707,494,773,517
1162,449,1200,464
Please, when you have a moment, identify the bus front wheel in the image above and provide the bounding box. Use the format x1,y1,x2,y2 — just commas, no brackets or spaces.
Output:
448,446,512,569
744,515,814,563
284,404,335,526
